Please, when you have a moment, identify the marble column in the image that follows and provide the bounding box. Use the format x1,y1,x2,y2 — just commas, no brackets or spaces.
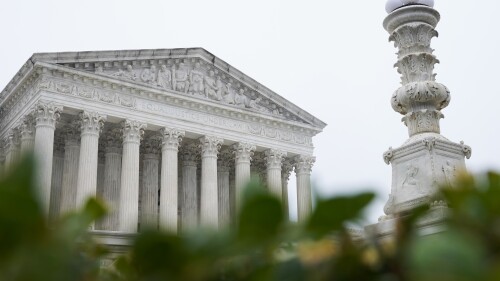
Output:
180,141,199,231
119,120,146,232
59,123,80,214
140,137,161,230
265,149,286,199
96,141,105,201
294,155,316,222
5,129,21,169
199,136,223,229
233,142,256,211
217,148,232,228
33,102,63,215
20,114,35,156
49,136,64,222
281,158,294,220
99,128,122,230
159,128,184,232
76,111,106,212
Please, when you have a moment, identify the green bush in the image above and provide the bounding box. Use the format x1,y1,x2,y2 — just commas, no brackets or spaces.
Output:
1,157,500,281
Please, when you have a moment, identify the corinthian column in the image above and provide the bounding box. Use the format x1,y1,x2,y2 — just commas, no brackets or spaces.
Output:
98,128,122,230
180,141,199,231
159,128,184,232
20,114,35,156
199,136,223,229
119,120,146,232
294,155,315,222
265,149,286,199
140,137,161,230
281,158,294,220
76,111,106,212
49,135,64,221
233,142,255,211
60,123,80,214
33,101,63,215
5,129,20,170
217,148,232,228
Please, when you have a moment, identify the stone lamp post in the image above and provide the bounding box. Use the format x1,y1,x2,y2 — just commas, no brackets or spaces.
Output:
377,1,472,226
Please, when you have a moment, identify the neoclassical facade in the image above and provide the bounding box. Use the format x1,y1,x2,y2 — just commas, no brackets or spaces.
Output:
0,48,326,239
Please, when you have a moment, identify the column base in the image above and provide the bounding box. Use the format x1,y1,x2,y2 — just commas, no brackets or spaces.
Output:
365,203,449,242
383,133,470,215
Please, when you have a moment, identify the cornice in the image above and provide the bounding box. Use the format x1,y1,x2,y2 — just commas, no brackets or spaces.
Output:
1,48,326,130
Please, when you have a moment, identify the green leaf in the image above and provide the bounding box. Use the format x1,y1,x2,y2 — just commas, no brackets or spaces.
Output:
306,193,374,237
407,230,487,281
237,182,285,246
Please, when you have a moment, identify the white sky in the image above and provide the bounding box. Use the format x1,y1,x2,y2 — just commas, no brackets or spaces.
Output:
1,1,499,224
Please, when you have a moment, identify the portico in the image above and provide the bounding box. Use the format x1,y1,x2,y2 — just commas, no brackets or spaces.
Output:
0,48,326,234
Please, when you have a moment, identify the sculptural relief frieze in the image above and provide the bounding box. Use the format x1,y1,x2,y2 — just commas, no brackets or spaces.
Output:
90,59,286,119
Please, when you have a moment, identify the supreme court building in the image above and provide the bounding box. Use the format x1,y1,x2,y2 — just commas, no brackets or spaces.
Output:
0,48,326,239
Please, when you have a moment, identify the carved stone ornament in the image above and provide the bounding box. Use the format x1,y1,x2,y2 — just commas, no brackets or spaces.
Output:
233,142,256,163
199,135,223,156
384,5,448,138
294,155,316,175
422,137,436,151
104,128,122,148
33,101,63,128
281,158,294,180
62,120,81,143
121,120,146,143
94,58,285,118
401,109,444,135
383,147,394,165
160,127,185,150
179,140,200,163
20,114,36,141
142,137,162,155
78,111,106,136
460,141,472,159
264,149,286,169
217,147,233,171
5,128,20,152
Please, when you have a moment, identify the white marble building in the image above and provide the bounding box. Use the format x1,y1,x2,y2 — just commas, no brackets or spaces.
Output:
0,49,326,240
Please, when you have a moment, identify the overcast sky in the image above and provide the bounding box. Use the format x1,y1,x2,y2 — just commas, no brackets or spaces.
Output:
1,1,499,224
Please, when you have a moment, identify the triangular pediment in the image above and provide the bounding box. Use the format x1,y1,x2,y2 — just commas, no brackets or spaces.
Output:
27,48,326,130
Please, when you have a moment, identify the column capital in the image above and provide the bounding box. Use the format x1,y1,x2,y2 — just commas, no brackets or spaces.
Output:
294,155,316,175
20,114,36,141
121,119,146,144
160,127,185,150
79,111,106,136
142,137,161,155
217,147,233,172
281,158,294,180
180,140,199,165
103,128,122,148
62,120,81,144
199,136,223,157
264,149,286,170
5,128,21,152
233,142,256,163
32,101,63,129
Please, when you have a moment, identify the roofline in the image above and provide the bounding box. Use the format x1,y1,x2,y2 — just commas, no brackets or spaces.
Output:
2,47,327,129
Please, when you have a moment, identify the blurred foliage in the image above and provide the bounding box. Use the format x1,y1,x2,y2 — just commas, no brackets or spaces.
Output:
1,157,500,280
